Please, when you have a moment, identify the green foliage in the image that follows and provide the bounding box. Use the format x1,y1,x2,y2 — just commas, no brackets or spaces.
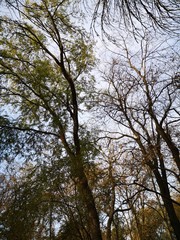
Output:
0,0,96,163
0,160,71,240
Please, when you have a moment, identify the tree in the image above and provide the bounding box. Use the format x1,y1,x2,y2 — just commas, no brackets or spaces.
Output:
98,34,180,239
0,1,102,239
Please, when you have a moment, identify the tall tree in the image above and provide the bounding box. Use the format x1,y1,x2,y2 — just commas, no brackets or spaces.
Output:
0,1,102,239
98,34,180,239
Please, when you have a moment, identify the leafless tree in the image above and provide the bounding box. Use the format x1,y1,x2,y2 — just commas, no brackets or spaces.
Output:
98,34,180,239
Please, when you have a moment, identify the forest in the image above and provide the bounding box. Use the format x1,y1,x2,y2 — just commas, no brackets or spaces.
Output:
0,0,179,239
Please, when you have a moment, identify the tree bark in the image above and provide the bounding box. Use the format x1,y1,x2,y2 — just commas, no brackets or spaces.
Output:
152,167,180,240
71,156,102,240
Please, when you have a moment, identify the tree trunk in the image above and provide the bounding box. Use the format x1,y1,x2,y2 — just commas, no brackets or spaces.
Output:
152,167,180,239
72,157,102,240
77,172,102,240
